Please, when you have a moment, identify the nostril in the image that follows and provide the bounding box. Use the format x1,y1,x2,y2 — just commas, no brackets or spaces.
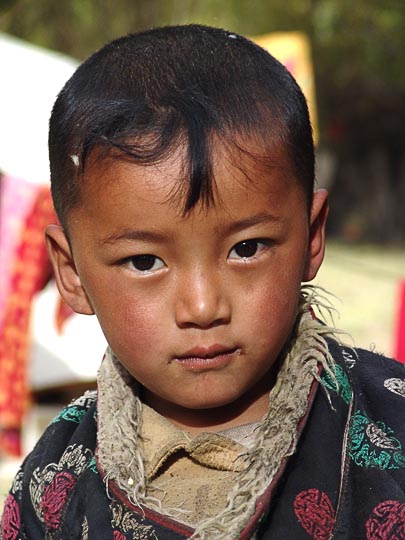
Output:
175,297,231,329
176,314,231,330
174,273,231,329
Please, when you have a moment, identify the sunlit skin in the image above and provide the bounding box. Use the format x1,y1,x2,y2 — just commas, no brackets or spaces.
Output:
46,142,328,434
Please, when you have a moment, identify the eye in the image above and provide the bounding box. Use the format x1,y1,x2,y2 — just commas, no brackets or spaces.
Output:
126,254,165,273
228,239,269,260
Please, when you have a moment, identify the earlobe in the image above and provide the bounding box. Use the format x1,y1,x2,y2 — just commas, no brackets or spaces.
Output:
45,224,95,315
302,189,329,282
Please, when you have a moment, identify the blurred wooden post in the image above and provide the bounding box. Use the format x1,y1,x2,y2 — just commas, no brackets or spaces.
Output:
253,32,318,145
395,279,405,363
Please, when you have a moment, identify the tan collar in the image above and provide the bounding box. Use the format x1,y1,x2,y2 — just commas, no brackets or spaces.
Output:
96,302,338,538
141,404,248,480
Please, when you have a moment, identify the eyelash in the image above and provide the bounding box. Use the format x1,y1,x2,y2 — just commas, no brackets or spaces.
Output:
123,254,166,274
120,238,271,274
228,239,271,261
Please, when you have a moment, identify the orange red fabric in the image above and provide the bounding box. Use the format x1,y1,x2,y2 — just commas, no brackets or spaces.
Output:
0,186,71,456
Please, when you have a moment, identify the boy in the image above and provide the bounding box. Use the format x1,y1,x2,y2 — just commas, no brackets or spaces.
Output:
1,25,405,540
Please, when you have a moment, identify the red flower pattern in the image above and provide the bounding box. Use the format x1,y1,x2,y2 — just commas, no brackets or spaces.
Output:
366,500,405,540
113,531,126,540
40,471,76,529
294,489,335,540
1,494,21,540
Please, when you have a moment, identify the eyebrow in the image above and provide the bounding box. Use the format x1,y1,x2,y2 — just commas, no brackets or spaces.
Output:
98,229,171,245
98,213,282,246
220,212,283,236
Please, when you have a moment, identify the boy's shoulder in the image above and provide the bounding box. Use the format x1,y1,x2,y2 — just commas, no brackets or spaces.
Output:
19,389,98,480
2,391,99,538
327,338,405,421
51,390,98,425
28,389,98,470
328,338,405,386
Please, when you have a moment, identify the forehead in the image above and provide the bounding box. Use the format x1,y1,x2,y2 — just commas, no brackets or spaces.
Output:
79,137,305,217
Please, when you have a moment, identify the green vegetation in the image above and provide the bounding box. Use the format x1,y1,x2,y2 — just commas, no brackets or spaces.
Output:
2,0,404,243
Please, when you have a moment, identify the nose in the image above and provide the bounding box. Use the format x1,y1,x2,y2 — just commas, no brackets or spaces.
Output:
175,268,231,329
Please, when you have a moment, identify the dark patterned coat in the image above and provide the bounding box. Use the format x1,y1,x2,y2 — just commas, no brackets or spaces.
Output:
2,342,405,539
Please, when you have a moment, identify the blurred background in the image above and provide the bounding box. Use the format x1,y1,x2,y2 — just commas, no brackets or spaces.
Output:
0,0,404,500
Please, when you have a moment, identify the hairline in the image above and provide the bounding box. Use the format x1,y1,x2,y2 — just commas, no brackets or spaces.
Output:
60,127,313,236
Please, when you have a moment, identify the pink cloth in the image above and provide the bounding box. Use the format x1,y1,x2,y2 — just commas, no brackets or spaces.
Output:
395,279,405,364
0,175,40,329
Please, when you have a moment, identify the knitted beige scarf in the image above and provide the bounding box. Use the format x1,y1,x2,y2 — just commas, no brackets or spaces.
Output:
97,290,338,538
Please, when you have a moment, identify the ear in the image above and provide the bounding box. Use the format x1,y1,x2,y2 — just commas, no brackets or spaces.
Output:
45,224,95,315
302,189,329,282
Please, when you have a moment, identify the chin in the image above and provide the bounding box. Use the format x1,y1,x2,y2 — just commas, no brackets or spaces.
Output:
177,398,227,411
177,392,242,411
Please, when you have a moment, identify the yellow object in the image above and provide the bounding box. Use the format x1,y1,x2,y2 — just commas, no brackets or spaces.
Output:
253,32,318,144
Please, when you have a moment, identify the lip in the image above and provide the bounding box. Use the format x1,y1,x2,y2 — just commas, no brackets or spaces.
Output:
173,345,241,371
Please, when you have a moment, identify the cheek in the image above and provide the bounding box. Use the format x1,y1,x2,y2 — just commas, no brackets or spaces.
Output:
247,260,302,313
243,273,301,345
250,286,299,326
90,286,165,358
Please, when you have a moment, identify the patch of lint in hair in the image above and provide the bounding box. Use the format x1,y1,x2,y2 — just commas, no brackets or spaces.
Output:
70,154,80,167
228,34,237,39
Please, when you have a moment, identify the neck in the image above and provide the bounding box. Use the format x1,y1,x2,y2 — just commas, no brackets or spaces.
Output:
141,373,274,435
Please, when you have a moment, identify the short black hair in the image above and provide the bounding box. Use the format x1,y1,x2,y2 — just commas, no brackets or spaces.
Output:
49,24,314,229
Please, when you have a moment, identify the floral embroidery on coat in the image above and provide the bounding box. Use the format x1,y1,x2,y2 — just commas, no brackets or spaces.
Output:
1,494,21,540
349,410,405,470
365,500,405,539
29,443,93,527
293,489,335,540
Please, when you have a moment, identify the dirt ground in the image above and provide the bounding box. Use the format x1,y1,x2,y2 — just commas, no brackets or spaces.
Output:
315,241,405,358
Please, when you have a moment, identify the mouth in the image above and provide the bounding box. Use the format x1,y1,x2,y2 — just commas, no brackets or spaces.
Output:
172,345,241,371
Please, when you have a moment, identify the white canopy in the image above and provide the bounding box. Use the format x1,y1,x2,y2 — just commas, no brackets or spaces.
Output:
0,34,106,390
0,32,78,184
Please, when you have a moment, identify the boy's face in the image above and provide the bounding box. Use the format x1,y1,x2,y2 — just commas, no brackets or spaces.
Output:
46,143,328,431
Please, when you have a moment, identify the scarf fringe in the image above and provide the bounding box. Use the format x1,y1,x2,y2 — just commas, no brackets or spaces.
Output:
191,288,339,538
97,286,342,537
